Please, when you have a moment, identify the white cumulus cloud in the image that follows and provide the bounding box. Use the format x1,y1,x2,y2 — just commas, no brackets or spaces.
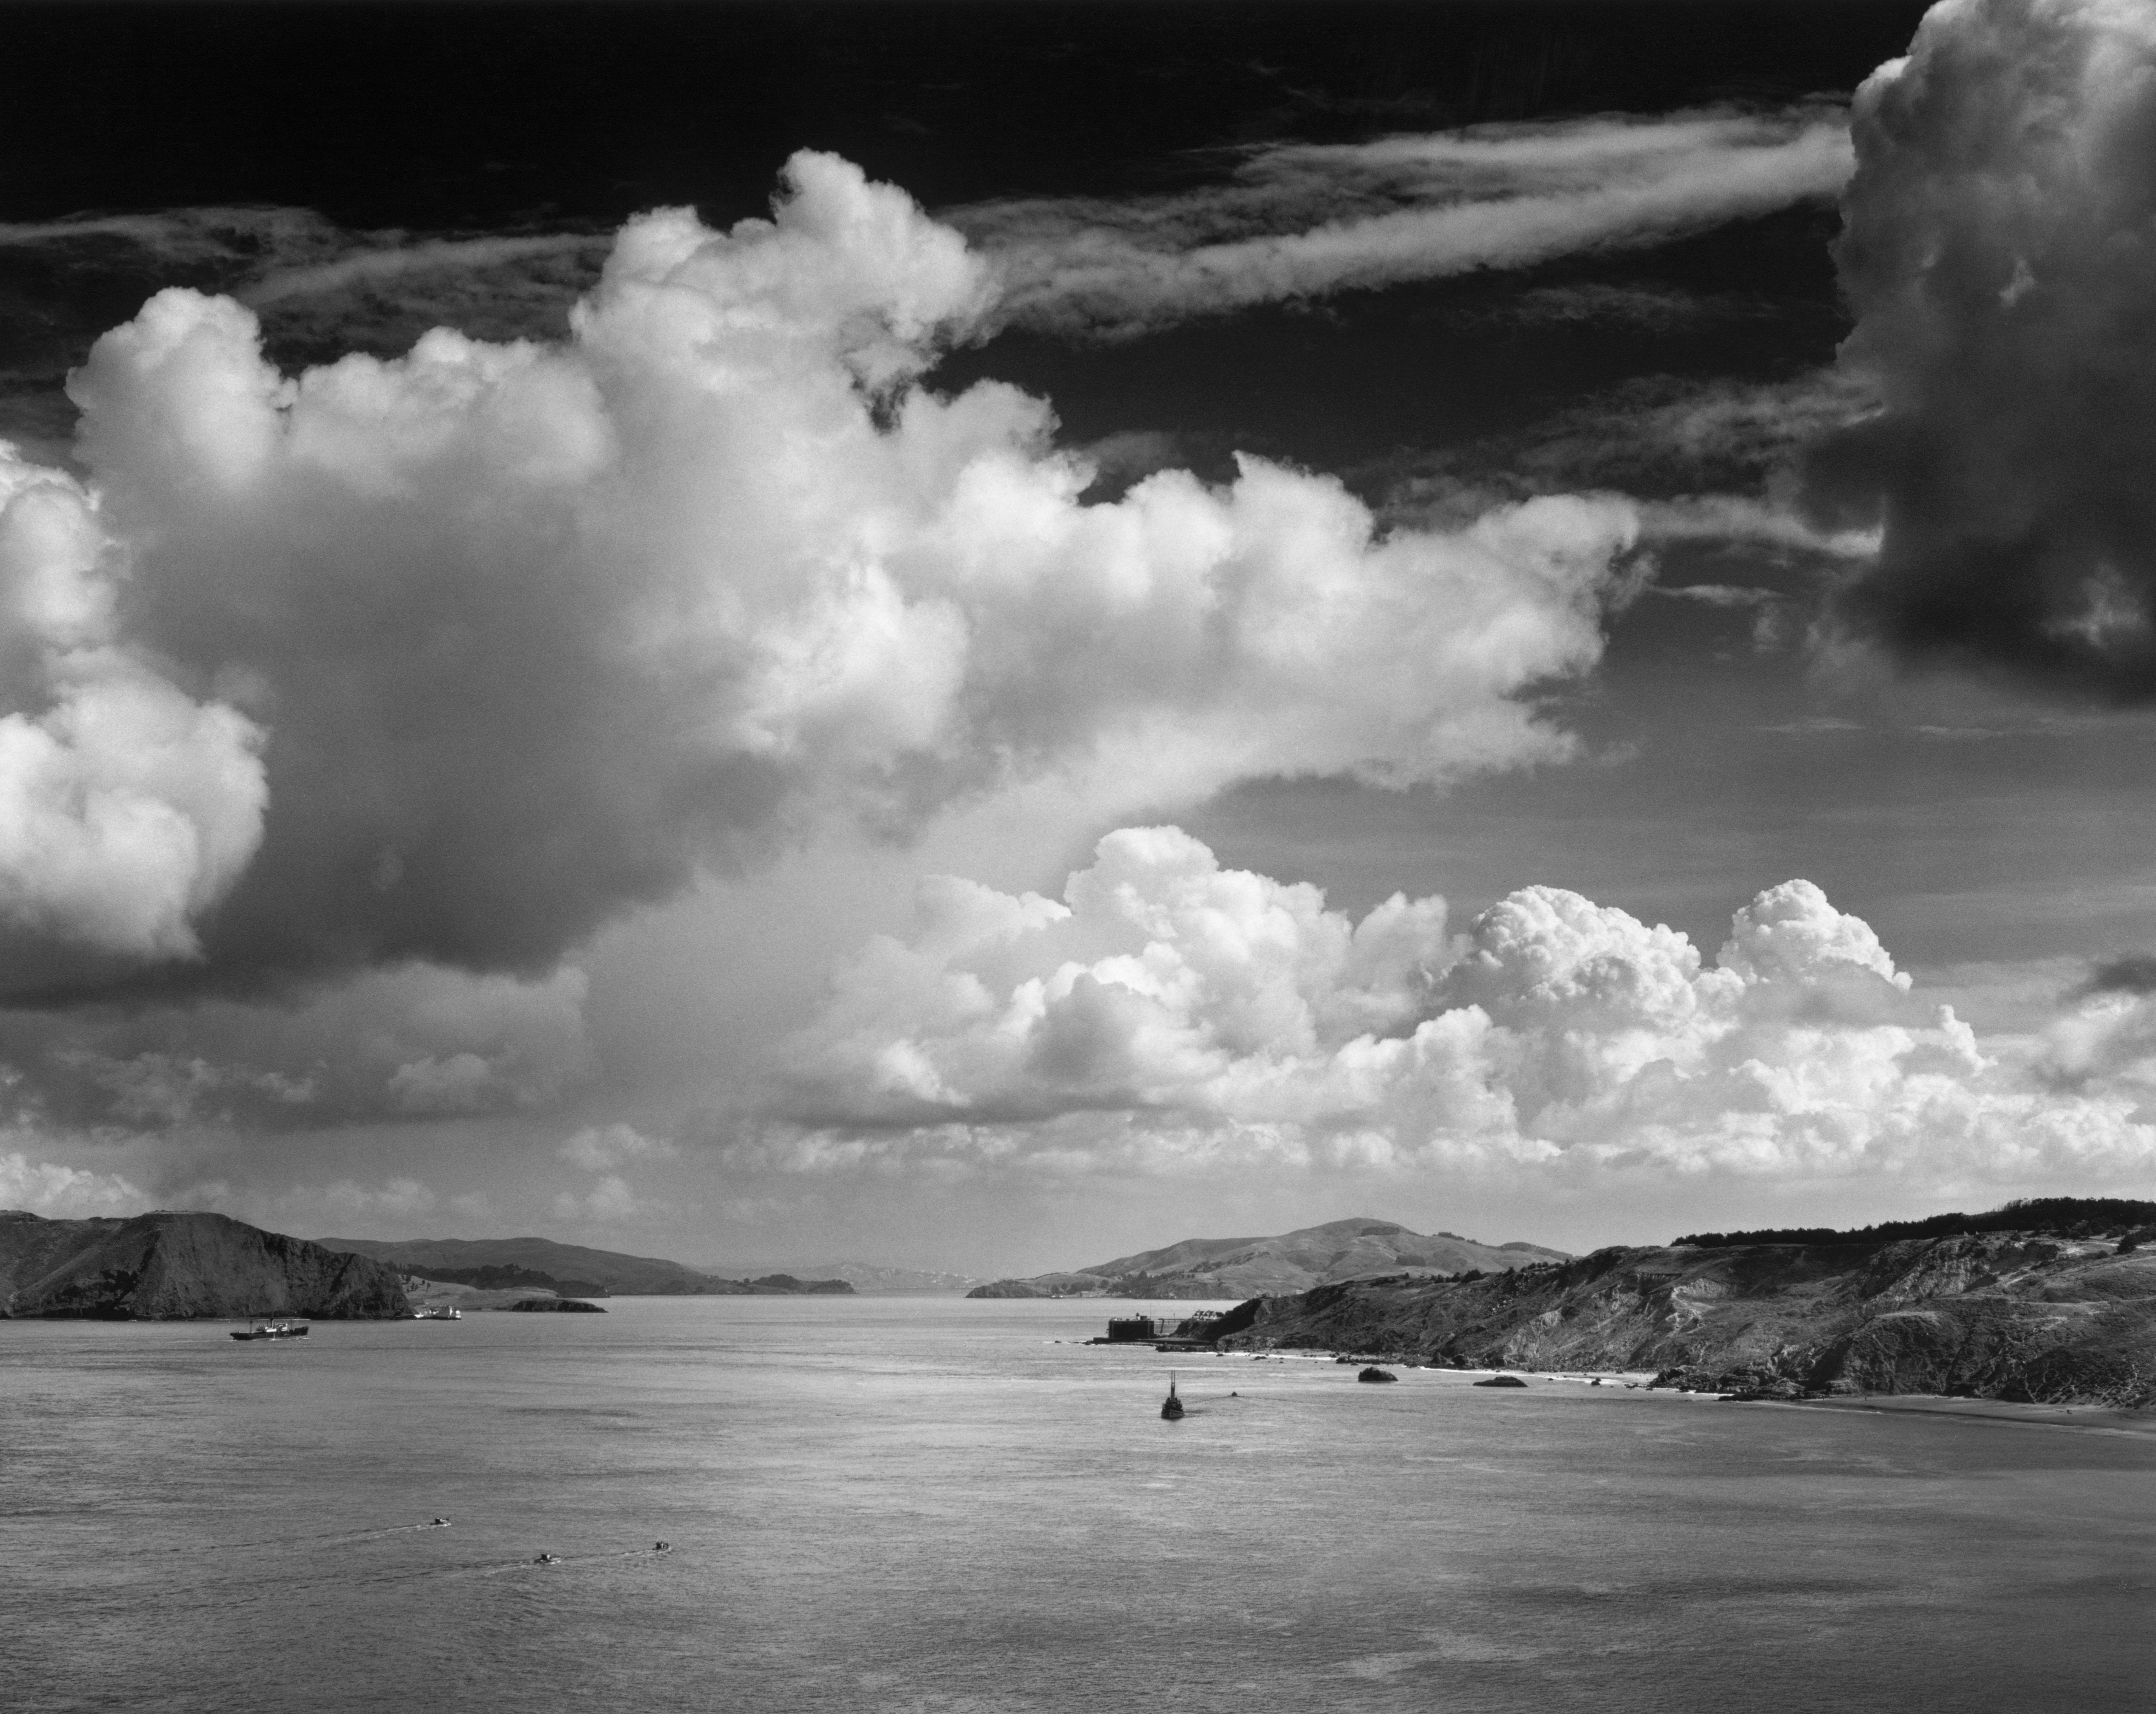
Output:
34,149,1637,992
0,450,265,965
313,1175,438,1220
552,1173,648,1224
559,1122,677,1173
773,827,2156,1192
0,1149,147,1217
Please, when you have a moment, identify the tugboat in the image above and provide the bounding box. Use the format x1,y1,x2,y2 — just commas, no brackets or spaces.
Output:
1161,1373,1185,1420
230,1319,309,1341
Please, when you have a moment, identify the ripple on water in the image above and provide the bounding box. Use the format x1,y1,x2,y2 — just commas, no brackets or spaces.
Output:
2,1299,2152,1714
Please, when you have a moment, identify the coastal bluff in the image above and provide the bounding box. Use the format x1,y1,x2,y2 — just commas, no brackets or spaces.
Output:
1212,1201,2156,1410
969,1216,1567,1300
0,1210,411,1319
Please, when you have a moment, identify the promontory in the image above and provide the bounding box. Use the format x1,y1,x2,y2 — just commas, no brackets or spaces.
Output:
0,1210,411,1319
1209,1198,2156,1409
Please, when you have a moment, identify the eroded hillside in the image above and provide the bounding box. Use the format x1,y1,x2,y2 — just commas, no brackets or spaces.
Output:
1214,1232,2156,1408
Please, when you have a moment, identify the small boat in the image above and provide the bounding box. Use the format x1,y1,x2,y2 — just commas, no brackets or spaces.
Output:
413,1307,462,1321
1161,1374,1185,1420
230,1320,309,1341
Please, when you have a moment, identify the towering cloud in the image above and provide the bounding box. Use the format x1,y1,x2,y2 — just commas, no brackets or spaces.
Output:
14,150,1637,993
1814,0,2156,695
0,450,265,968
776,828,2156,1188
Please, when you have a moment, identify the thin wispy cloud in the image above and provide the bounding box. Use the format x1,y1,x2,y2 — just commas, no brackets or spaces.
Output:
0,206,334,267
953,107,1854,338
0,1147,145,1217
1644,581,1779,608
1377,369,1880,548
1639,495,1880,559
0,207,609,377
239,233,605,310
1499,281,1761,330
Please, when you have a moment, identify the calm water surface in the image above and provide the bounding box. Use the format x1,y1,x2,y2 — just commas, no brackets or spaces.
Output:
3,1297,2151,1713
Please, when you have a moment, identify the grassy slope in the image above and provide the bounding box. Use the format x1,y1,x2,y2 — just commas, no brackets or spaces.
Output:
2,1211,410,1318
321,1235,720,1294
1215,1232,2156,1408
970,1217,1569,1299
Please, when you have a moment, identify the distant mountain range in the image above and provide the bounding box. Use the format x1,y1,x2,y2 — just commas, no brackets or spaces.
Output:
966,1217,1568,1300
745,1262,987,1294
321,1235,852,1296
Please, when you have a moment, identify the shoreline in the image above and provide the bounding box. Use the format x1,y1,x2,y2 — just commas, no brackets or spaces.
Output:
1785,1393,2156,1438
1245,1347,2156,1434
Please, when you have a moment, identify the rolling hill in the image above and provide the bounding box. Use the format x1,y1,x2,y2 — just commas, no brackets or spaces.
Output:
966,1217,1567,1299
322,1234,852,1295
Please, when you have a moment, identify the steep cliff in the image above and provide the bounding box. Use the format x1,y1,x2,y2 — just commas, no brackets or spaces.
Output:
0,1210,411,1319
1214,1230,2156,1409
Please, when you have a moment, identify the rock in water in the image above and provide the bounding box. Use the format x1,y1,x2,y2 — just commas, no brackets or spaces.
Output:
0,1210,410,1319
503,1297,607,1312
1473,1374,1529,1388
1357,1366,1398,1383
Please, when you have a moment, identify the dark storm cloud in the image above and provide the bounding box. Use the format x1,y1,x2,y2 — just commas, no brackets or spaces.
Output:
1810,0,2156,698
0,963,592,1132
2079,954,2156,998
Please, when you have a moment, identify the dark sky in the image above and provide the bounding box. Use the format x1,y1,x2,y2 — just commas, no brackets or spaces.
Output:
3,3,1929,222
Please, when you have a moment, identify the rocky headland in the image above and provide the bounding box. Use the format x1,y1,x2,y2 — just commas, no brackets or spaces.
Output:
0,1210,410,1319
1209,1201,2156,1410
968,1216,1567,1299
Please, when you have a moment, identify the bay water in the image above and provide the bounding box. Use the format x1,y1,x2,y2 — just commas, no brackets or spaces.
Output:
4,1296,2151,1713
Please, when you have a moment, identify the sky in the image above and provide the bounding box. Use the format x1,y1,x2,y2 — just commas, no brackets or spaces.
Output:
4,0,2156,1275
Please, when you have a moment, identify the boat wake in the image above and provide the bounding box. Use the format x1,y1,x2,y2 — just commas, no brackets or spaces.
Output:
488,1542,676,1575
160,1519,456,1554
